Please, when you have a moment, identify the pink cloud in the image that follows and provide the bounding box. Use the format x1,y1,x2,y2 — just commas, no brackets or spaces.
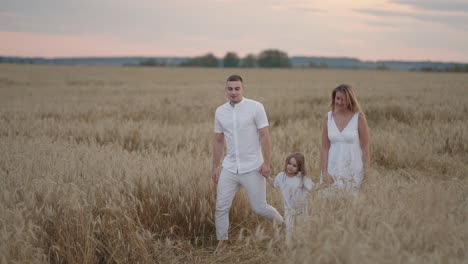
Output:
356,46,468,62
1,30,467,62
0,31,180,57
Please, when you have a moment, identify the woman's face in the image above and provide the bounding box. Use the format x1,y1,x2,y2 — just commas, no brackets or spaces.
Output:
334,91,349,110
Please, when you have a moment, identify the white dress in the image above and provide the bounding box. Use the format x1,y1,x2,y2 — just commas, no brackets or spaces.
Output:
274,172,314,230
321,111,363,195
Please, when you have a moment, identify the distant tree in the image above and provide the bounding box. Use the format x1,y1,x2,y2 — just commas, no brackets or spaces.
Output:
420,66,433,72
139,58,167,66
376,63,388,70
308,61,317,68
319,62,328,69
223,52,240,67
257,49,291,68
447,64,468,73
0,57,3,63
241,54,256,68
179,60,190,66
141,58,157,66
180,53,219,67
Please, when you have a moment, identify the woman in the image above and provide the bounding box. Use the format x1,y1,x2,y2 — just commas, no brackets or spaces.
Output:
320,84,370,195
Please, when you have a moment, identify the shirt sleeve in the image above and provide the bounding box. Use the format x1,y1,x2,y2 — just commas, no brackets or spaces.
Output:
303,177,315,191
254,102,269,129
273,172,283,189
214,110,223,133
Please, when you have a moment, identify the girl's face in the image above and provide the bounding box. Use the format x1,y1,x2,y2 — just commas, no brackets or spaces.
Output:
334,91,349,111
286,157,299,176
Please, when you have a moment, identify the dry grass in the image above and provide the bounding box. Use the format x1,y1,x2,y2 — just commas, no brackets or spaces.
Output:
0,64,467,264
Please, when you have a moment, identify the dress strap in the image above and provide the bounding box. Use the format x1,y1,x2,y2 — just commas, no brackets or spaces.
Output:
352,112,360,127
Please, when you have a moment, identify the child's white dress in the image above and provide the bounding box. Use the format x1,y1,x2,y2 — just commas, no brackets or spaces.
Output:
274,172,314,230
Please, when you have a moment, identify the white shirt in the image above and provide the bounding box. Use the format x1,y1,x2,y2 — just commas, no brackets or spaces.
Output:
214,98,269,174
274,172,314,215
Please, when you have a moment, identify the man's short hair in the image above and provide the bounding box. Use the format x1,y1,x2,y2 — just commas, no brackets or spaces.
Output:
226,75,243,83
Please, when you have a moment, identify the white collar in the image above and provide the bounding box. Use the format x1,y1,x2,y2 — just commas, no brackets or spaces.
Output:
227,97,247,108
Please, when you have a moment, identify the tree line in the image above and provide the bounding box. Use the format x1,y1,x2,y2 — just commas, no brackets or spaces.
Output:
139,49,292,68
418,64,468,73
2,54,468,72
0,57,35,64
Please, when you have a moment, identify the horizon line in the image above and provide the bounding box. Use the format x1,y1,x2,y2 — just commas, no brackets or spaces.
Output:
1,54,467,64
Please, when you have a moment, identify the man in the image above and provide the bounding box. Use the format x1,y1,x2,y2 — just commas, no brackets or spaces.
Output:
212,74,284,250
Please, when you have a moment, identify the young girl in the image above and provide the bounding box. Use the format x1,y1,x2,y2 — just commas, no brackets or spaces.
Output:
267,152,314,232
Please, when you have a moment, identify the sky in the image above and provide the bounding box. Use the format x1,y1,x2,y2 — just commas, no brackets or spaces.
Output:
1,0,468,62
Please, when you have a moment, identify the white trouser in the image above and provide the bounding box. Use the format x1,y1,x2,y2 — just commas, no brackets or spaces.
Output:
215,168,284,240
285,213,296,231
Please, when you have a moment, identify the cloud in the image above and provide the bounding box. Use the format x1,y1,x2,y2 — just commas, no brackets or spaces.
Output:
1,0,468,61
360,20,400,30
292,7,322,13
353,8,409,17
392,0,468,13
269,5,322,13
0,31,181,57
354,7,468,31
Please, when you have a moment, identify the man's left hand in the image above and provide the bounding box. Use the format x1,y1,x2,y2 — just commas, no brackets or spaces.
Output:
260,163,271,178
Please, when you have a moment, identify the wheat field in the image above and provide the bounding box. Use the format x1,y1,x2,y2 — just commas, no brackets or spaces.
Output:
0,64,467,264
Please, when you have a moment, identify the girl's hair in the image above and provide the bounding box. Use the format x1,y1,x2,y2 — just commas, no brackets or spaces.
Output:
284,152,307,188
330,84,362,113
284,152,307,176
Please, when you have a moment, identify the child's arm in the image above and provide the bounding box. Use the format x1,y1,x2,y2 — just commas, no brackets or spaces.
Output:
304,177,317,191
266,175,275,188
268,172,283,189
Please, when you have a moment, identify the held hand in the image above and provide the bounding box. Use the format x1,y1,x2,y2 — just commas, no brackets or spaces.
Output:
212,168,220,184
323,172,335,185
260,163,271,178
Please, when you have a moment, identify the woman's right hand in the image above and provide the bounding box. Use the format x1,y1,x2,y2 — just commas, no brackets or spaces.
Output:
323,172,335,185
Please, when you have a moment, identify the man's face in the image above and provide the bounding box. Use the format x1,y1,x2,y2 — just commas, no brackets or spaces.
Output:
225,80,244,104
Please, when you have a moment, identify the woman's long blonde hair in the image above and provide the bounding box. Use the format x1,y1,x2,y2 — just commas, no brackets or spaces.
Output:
330,84,362,113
